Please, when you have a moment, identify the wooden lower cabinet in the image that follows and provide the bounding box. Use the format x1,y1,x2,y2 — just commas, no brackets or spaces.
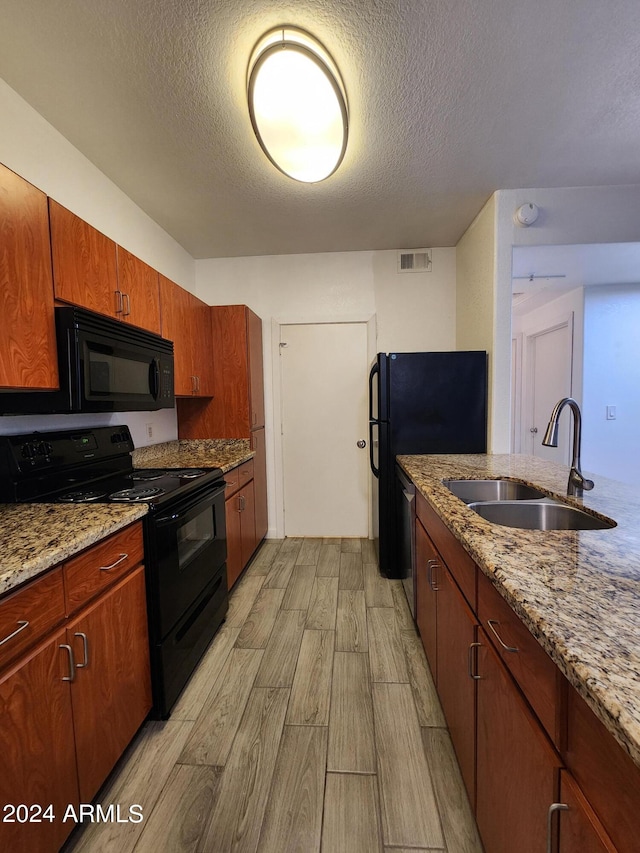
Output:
436,565,478,809
415,519,438,679
476,626,561,853
555,771,616,853
67,566,152,802
0,630,79,853
225,462,258,590
0,525,151,852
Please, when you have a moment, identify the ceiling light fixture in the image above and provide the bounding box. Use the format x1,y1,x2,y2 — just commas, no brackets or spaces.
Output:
247,26,349,183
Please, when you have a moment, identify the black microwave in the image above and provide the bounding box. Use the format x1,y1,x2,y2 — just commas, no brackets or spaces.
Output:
0,307,174,414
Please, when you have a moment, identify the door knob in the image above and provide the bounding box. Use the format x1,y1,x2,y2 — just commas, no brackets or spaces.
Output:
357,439,366,448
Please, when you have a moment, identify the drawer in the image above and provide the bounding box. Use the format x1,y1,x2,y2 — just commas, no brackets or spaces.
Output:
238,459,254,485
477,568,560,742
224,467,240,497
64,522,144,615
0,568,66,670
416,490,477,609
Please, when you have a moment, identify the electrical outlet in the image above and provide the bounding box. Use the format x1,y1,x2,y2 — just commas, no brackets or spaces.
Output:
145,423,153,439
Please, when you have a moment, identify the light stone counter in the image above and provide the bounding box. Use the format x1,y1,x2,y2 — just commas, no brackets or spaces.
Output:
0,503,147,596
132,438,253,473
397,453,640,769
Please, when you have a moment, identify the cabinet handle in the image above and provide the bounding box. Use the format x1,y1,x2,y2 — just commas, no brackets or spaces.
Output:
487,619,519,653
115,289,124,314
239,495,246,512
427,559,439,591
196,376,200,392
123,292,131,316
100,553,128,572
468,642,482,679
74,632,89,669
60,644,76,682
547,803,569,853
0,620,29,647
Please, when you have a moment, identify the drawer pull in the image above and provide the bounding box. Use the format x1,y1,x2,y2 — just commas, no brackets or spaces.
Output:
468,642,482,680
100,553,128,572
60,644,76,682
547,802,569,853
0,620,29,646
487,618,519,653
74,632,89,669
427,559,439,591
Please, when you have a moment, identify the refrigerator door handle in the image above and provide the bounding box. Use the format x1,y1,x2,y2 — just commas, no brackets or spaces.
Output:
369,420,379,478
368,362,379,421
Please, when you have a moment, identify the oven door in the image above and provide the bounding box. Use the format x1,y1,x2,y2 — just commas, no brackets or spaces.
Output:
147,482,227,639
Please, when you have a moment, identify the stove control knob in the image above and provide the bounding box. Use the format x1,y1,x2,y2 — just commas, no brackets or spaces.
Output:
36,441,53,458
21,442,37,460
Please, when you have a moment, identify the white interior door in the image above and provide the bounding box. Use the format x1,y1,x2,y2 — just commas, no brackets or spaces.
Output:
280,322,369,537
523,317,574,463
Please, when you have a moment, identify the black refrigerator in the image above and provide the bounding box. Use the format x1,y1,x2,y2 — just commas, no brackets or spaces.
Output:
369,351,487,579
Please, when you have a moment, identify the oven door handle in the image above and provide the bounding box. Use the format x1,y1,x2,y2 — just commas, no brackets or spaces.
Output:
154,482,226,525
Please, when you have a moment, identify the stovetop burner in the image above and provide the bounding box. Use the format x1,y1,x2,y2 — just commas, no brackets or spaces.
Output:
129,470,167,481
109,486,165,502
130,467,206,480
58,490,109,503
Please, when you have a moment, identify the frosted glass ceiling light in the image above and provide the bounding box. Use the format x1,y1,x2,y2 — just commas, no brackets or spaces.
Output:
247,27,349,183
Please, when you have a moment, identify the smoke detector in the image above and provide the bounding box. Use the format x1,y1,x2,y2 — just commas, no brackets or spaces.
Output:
514,203,539,227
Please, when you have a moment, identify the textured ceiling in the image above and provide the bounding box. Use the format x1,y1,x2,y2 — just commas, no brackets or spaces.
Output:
1,0,640,258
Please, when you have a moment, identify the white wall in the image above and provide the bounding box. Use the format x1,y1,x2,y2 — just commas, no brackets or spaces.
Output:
582,283,640,484
0,78,196,446
196,248,457,535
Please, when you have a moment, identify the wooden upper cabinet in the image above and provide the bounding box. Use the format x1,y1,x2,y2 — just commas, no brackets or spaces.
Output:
116,246,161,334
247,307,265,428
49,199,119,319
159,275,212,396
0,164,59,390
209,304,264,436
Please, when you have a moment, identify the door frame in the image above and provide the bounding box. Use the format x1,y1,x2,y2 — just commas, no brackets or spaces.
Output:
271,314,377,539
520,311,575,458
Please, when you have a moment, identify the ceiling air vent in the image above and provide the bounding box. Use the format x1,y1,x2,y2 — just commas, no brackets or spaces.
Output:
397,248,432,273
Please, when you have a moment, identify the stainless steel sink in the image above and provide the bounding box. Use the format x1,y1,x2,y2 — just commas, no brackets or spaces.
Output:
443,478,547,503
467,500,616,531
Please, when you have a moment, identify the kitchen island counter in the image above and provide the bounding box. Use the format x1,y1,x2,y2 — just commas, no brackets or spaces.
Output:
397,452,640,769
0,502,147,596
133,438,253,473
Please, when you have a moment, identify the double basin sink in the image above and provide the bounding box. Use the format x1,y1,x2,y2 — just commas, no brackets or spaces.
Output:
442,479,616,531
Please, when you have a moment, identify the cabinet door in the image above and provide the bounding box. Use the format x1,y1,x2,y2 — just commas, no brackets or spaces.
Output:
415,519,438,680
436,565,478,808
159,275,193,395
251,427,268,543
192,294,214,396
225,494,243,589
49,199,119,319
116,246,161,334
239,478,257,568
556,771,616,853
0,165,59,390
210,304,251,435
247,307,264,428
476,627,561,853
67,566,151,802
0,629,79,853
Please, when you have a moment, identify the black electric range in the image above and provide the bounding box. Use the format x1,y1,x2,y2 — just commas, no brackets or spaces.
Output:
0,425,229,718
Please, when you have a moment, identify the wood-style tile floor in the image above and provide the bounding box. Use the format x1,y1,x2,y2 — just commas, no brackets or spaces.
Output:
64,538,483,853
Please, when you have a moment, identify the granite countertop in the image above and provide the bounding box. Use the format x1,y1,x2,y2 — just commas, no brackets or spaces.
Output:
0,503,148,596
397,453,640,769
132,438,253,473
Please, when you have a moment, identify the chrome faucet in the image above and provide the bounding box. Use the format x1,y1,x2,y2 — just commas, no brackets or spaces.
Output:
541,397,594,497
